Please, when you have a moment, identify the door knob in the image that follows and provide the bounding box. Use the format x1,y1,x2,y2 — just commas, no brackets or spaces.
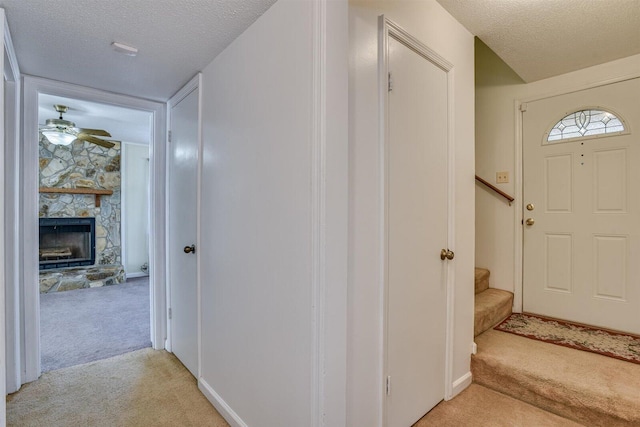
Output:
440,249,455,260
525,218,535,226
183,245,196,254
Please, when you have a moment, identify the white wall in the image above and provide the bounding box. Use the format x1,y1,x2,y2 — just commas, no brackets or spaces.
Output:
122,142,149,278
348,1,475,426
474,39,524,293
198,1,348,426
475,44,640,299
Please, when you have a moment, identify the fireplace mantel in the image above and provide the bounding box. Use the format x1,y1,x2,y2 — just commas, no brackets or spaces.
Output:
39,187,114,207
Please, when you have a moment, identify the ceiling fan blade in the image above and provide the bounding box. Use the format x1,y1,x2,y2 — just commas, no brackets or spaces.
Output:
77,134,116,149
78,128,111,137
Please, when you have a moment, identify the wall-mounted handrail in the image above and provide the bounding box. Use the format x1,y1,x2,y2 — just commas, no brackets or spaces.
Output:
475,175,514,206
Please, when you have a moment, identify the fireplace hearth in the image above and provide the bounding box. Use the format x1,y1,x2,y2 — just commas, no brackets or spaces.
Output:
39,218,96,270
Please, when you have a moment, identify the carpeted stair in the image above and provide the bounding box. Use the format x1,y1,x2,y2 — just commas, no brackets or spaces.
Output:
473,329,640,426
416,383,583,426
474,268,513,337
471,268,640,426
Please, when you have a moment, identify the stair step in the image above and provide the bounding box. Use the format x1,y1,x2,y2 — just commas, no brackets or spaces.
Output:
474,267,490,294
474,288,513,337
415,383,582,426
472,329,640,426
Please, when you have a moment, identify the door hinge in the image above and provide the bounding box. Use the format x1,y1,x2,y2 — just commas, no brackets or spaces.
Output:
388,72,393,92
168,308,172,319
386,376,391,396
168,130,172,143
519,103,528,112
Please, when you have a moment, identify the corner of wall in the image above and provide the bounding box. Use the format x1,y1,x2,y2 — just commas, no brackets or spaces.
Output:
474,40,524,293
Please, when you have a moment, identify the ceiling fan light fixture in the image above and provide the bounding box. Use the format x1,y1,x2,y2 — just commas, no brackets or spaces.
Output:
45,117,75,128
111,41,138,56
42,130,76,145
40,104,114,148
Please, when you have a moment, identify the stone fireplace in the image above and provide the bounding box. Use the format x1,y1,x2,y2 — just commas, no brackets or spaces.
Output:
38,135,125,293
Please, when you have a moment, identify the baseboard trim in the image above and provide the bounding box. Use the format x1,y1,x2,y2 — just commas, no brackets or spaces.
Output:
198,378,248,427
448,371,472,400
126,272,148,279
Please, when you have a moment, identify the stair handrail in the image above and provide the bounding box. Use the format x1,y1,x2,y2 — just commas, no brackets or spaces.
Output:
475,175,514,206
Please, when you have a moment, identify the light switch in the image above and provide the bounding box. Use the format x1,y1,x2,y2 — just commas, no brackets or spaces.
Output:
496,171,509,184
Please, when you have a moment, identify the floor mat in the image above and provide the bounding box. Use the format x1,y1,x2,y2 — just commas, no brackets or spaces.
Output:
495,313,640,364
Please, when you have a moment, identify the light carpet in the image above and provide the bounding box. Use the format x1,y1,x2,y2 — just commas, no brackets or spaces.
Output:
495,313,640,364
40,277,151,372
473,329,640,426
7,348,229,427
414,384,583,426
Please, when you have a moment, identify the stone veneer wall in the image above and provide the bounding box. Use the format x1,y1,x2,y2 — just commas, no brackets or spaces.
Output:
39,134,124,292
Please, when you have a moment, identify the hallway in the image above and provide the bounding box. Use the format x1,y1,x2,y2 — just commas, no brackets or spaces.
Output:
7,348,227,426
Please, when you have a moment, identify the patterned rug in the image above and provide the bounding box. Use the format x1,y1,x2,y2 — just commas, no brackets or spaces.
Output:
495,313,640,365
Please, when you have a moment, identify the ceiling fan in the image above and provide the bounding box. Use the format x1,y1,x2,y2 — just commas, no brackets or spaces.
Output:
39,104,117,149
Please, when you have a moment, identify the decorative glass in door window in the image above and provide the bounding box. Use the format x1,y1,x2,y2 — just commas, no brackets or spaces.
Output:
546,109,626,143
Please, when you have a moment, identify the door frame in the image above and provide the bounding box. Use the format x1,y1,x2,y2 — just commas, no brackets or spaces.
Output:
165,73,202,372
378,17,456,422
3,7,21,398
514,73,640,313
19,75,167,384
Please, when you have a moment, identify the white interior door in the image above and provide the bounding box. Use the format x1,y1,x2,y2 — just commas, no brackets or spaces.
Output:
385,31,449,427
523,78,640,334
0,11,8,417
168,81,200,376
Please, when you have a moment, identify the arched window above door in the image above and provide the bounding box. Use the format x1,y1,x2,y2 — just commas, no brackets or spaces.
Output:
545,108,627,143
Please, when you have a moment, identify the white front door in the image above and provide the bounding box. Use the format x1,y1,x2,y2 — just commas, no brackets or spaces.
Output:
168,80,200,376
523,78,640,334
385,28,449,427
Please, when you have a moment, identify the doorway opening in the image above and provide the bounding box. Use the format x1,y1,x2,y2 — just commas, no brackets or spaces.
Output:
37,93,153,372
10,75,166,390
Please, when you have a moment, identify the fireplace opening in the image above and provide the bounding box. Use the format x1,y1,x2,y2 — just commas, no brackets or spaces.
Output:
39,218,96,270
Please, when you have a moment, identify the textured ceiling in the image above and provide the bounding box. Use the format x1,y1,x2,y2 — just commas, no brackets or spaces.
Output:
0,0,277,101
8,1,638,118
437,0,640,82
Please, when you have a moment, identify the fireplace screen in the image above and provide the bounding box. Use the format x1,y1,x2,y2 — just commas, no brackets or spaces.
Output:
39,218,96,270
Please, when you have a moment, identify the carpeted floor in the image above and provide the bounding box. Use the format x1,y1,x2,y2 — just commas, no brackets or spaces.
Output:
7,348,229,427
40,277,151,372
10,348,583,427
414,384,583,426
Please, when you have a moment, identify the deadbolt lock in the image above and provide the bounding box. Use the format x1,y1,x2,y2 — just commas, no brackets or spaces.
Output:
184,244,196,254
526,203,535,211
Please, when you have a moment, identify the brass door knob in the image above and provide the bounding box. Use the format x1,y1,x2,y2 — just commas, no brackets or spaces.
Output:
525,218,535,226
440,249,455,260
183,245,196,254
